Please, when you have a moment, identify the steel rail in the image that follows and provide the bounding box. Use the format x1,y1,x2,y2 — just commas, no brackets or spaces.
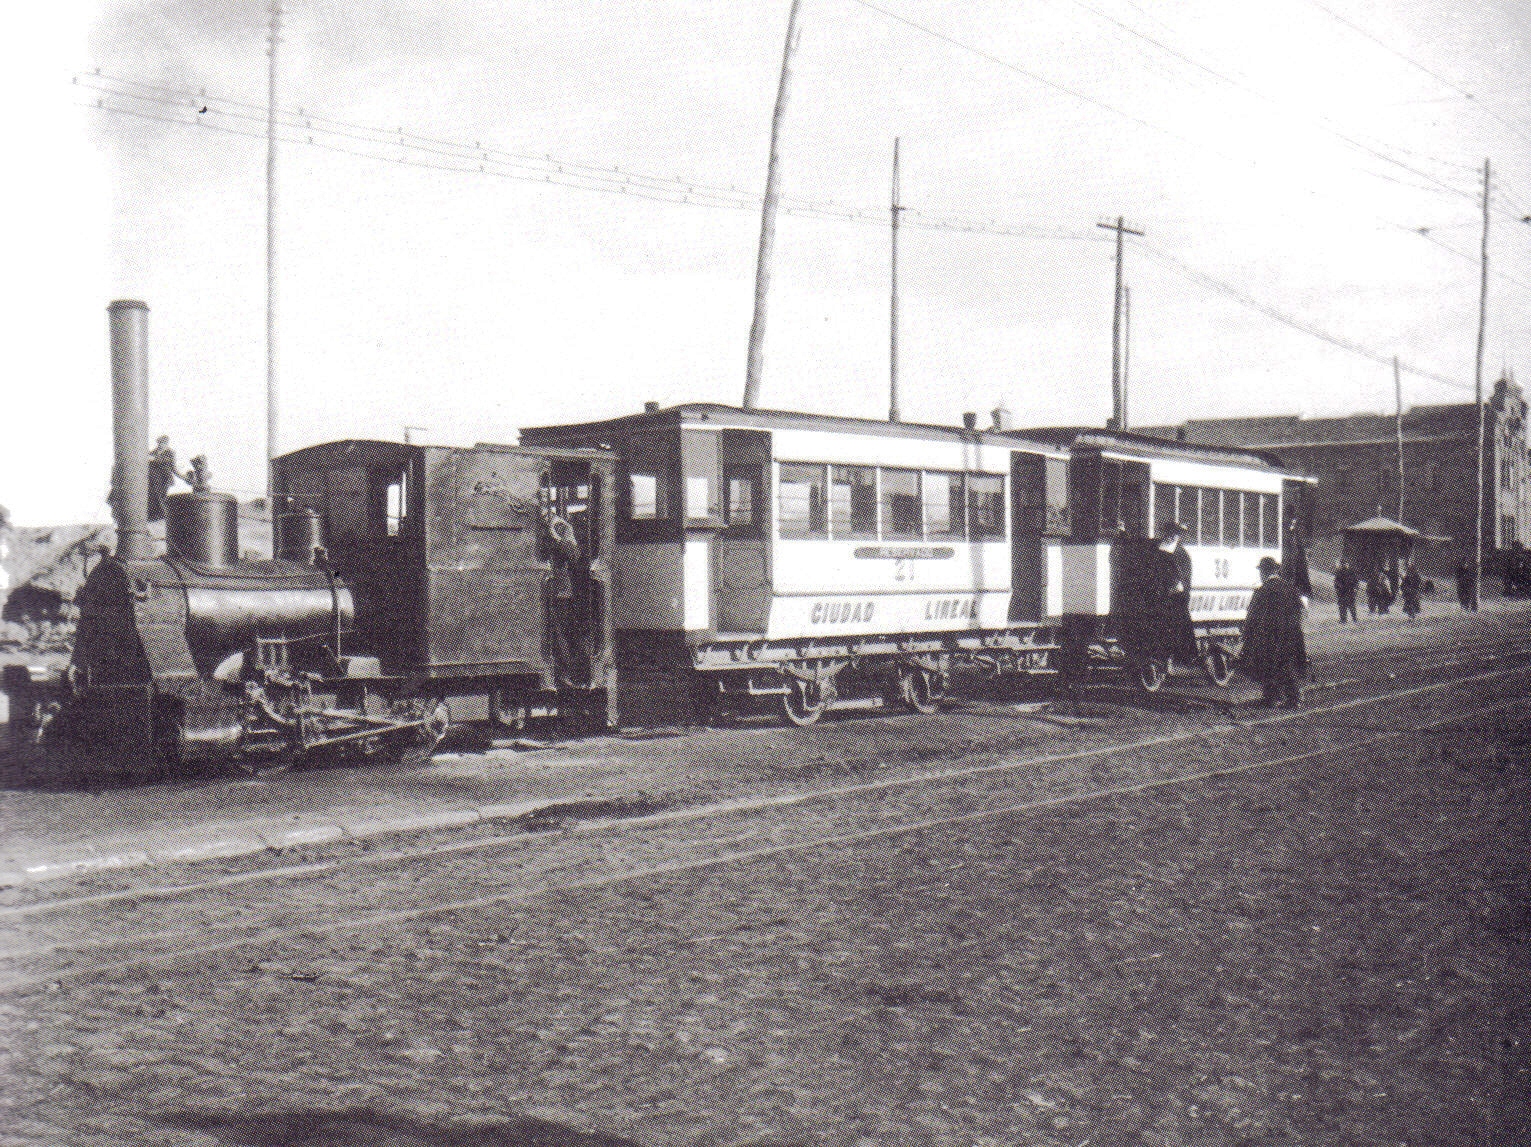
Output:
3,651,1529,929
1,673,1527,993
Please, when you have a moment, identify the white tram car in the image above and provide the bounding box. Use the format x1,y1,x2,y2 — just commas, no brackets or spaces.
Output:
1021,429,1315,691
519,405,1311,723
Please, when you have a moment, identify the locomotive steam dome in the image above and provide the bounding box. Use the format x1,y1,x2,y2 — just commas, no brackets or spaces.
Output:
166,491,240,567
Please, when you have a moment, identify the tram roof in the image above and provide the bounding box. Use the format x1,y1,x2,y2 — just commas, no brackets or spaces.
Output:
1012,426,1301,474
519,403,1069,455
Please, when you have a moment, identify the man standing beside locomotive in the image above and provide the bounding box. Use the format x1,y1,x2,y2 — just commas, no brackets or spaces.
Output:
1241,555,1307,709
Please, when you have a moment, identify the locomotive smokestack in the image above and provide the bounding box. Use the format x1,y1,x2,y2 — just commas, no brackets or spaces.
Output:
108,300,152,561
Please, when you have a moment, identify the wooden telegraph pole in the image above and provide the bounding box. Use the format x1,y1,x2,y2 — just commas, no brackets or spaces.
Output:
889,137,903,423
1097,217,1143,430
1474,159,1490,597
266,0,282,507
742,0,804,411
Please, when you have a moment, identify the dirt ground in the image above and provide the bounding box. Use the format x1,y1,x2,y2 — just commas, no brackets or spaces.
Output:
1,667,1527,1145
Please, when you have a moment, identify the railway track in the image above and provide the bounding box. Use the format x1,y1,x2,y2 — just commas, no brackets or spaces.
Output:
3,635,1528,995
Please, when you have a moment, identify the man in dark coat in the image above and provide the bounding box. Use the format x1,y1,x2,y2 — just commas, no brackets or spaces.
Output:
1241,555,1307,708
1333,560,1359,623
1150,522,1200,667
1400,563,1422,618
1455,560,1478,611
147,435,177,522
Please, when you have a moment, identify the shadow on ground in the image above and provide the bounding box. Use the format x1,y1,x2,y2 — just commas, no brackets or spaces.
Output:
162,1107,643,1147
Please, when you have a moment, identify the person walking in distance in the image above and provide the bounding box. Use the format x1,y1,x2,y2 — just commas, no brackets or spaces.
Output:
1333,560,1359,623
1241,555,1307,709
1455,559,1478,612
1400,562,1422,619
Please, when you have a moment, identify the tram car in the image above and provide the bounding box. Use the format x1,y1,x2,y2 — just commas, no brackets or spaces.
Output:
520,404,1075,724
1019,428,1315,691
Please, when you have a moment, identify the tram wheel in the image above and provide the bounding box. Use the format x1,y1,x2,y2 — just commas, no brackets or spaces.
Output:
1136,657,1167,693
780,678,827,727
900,668,941,715
1203,645,1234,687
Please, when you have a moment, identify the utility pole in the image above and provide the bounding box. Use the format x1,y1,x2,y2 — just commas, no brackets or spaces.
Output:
889,137,903,423
742,0,804,410
1122,285,1132,432
1097,216,1143,430
1393,356,1405,523
1474,159,1490,595
266,0,282,507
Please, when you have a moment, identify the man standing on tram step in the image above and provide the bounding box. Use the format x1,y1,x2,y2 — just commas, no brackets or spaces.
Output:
1333,560,1359,623
543,513,590,688
1241,555,1307,709
1153,522,1200,668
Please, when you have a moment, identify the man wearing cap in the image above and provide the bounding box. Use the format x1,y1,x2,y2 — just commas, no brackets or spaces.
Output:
1241,555,1307,708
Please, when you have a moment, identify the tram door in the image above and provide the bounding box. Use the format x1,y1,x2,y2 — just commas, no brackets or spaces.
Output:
714,429,772,634
1010,452,1047,622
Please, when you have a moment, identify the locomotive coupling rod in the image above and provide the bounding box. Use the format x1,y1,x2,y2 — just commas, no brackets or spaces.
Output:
300,717,427,751
313,708,423,727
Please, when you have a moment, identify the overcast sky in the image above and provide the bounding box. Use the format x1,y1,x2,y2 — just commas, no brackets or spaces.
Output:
6,0,1530,524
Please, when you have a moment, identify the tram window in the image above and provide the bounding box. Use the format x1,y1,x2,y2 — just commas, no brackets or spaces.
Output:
628,471,667,520
725,467,757,531
1261,494,1279,547
779,463,827,539
1199,488,1220,546
386,470,406,537
1241,492,1260,547
1153,483,1175,537
881,468,922,540
1222,491,1241,547
830,465,877,539
968,474,1006,539
328,466,370,540
1175,485,1198,542
924,472,966,540
1100,463,1121,532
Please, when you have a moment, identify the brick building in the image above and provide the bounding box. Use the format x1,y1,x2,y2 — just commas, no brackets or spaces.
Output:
1142,376,1531,576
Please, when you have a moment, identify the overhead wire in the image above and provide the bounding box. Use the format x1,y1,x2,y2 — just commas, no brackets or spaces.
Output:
1137,241,1474,395
84,88,1105,244
85,72,1518,404
1298,0,1531,147
1060,0,1479,198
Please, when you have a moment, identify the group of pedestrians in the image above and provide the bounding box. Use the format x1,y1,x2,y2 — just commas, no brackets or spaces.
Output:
1333,559,1427,622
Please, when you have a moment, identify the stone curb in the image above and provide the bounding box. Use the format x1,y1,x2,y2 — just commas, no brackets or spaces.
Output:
0,799,559,888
